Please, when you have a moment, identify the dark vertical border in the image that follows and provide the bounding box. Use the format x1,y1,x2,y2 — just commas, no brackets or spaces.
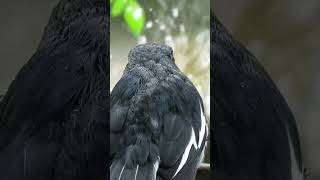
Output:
103,0,110,179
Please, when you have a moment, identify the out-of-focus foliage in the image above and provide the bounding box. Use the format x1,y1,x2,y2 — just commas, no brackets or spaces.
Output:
111,0,145,36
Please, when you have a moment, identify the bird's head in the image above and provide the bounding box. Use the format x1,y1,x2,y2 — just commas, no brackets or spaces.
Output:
128,43,175,65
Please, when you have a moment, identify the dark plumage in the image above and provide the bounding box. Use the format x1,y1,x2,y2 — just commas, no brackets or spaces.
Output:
110,43,207,180
211,12,307,180
0,0,109,179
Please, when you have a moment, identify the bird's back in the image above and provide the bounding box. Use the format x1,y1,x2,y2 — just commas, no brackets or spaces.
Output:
211,12,304,180
111,44,207,180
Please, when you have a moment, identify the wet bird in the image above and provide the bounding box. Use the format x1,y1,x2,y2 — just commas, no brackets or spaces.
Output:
0,0,109,179
110,43,207,180
211,12,308,180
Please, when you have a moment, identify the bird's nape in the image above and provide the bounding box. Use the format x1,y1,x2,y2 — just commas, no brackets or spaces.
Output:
128,43,174,64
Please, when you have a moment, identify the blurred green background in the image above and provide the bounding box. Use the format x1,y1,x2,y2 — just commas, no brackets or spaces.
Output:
110,0,210,179
214,0,320,179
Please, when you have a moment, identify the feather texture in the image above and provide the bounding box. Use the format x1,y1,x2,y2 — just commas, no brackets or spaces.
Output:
110,44,207,180
211,11,305,180
0,0,109,179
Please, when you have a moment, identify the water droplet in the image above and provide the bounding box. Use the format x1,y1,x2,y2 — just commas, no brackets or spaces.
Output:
146,21,153,29
160,24,166,31
179,24,185,33
126,7,133,12
151,118,158,129
133,9,143,20
137,36,147,44
172,8,179,18
165,35,172,42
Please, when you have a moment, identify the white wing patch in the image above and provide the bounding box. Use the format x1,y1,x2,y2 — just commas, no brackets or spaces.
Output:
134,165,139,180
287,129,303,180
117,162,125,180
198,103,206,149
153,157,160,180
171,103,207,179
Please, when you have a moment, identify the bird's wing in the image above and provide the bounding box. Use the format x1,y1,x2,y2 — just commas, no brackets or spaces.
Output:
110,71,207,180
154,75,207,180
157,104,207,180
110,74,156,180
0,94,3,110
211,26,303,179
110,74,139,158
0,48,87,150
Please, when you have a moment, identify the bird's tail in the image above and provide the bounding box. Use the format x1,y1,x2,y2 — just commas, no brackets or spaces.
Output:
110,159,159,180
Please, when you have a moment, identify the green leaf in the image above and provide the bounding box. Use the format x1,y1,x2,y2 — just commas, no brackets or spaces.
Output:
111,0,128,17
123,0,145,37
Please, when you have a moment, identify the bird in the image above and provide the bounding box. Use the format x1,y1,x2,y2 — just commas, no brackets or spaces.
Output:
110,43,208,180
0,94,3,104
211,12,309,180
0,0,109,179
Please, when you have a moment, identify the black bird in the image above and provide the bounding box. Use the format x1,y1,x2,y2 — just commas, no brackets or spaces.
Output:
110,43,207,180
0,94,3,105
0,0,109,179
211,12,308,180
